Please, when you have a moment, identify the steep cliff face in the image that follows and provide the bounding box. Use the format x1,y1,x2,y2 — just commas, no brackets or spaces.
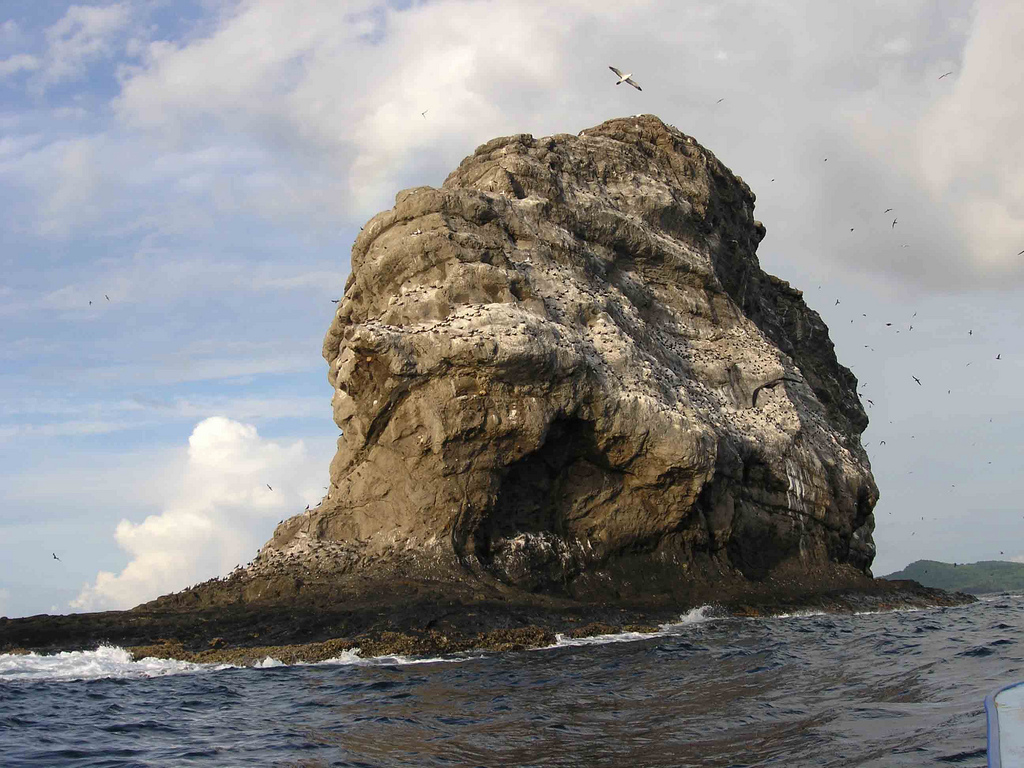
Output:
258,115,876,597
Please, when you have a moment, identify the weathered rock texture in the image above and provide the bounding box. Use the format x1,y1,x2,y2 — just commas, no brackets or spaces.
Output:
259,115,877,598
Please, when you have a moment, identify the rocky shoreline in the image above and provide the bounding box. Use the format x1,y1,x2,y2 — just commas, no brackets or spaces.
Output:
1,572,973,665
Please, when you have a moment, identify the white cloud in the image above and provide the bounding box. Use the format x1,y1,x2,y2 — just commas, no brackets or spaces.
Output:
916,2,1024,275
100,0,1019,289
1,19,25,45
2,0,1016,289
113,0,589,220
72,416,327,611
0,53,40,77
35,2,133,89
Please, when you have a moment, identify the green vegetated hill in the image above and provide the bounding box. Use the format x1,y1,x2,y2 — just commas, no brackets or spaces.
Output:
882,560,1024,594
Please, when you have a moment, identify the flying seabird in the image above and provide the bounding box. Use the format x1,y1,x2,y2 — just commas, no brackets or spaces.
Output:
105,295,109,301
939,71,953,79
266,484,273,491
608,66,642,91
750,376,801,407
891,218,897,229
912,375,922,386
421,110,428,119
52,553,60,561
996,354,1001,359
835,299,840,305
884,208,893,213
1018,249,1024,256
716,98,724,104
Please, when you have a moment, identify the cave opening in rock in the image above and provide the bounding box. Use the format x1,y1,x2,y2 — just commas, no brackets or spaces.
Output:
472,416,610,567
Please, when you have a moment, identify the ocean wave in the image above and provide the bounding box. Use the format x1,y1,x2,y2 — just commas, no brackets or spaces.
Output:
547,605,718,649
0,645,234,681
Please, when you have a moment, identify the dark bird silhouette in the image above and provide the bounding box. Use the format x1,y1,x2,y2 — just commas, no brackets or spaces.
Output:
884,208,893,213
835,299,840,305
421,110,428,119
891,218,897,229
879,440,886,445
331,299,340,303
866,399,874,405
1018,249,1024,256
716,98,724,104
912,375,922,386
52,553,60,561
751,376,802,407
969,329,973,335
997,354,1001,359
939,71,953,79
105,295,109,301
266,484,273,491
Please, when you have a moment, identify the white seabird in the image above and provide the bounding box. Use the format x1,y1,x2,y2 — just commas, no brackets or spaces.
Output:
609,66,642,91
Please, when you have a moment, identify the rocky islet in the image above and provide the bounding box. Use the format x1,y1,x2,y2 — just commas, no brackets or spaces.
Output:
1,116,970,660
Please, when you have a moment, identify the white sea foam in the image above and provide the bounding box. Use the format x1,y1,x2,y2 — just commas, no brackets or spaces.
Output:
664,604,718,628
318,649,482,667
550,605,718,649
0,645,233,681
771,610,829,619
255,656,286,668
2,607,723,678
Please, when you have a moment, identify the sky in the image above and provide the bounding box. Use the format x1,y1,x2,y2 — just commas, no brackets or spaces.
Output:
0,0,1021,619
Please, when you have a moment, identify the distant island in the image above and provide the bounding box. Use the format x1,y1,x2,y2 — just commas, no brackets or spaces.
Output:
883,560,1024,594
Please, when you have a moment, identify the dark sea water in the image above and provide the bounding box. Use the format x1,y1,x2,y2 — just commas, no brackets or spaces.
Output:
2,594,1022,767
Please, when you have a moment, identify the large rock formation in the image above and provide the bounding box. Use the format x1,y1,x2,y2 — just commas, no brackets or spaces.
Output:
258,115,876,599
